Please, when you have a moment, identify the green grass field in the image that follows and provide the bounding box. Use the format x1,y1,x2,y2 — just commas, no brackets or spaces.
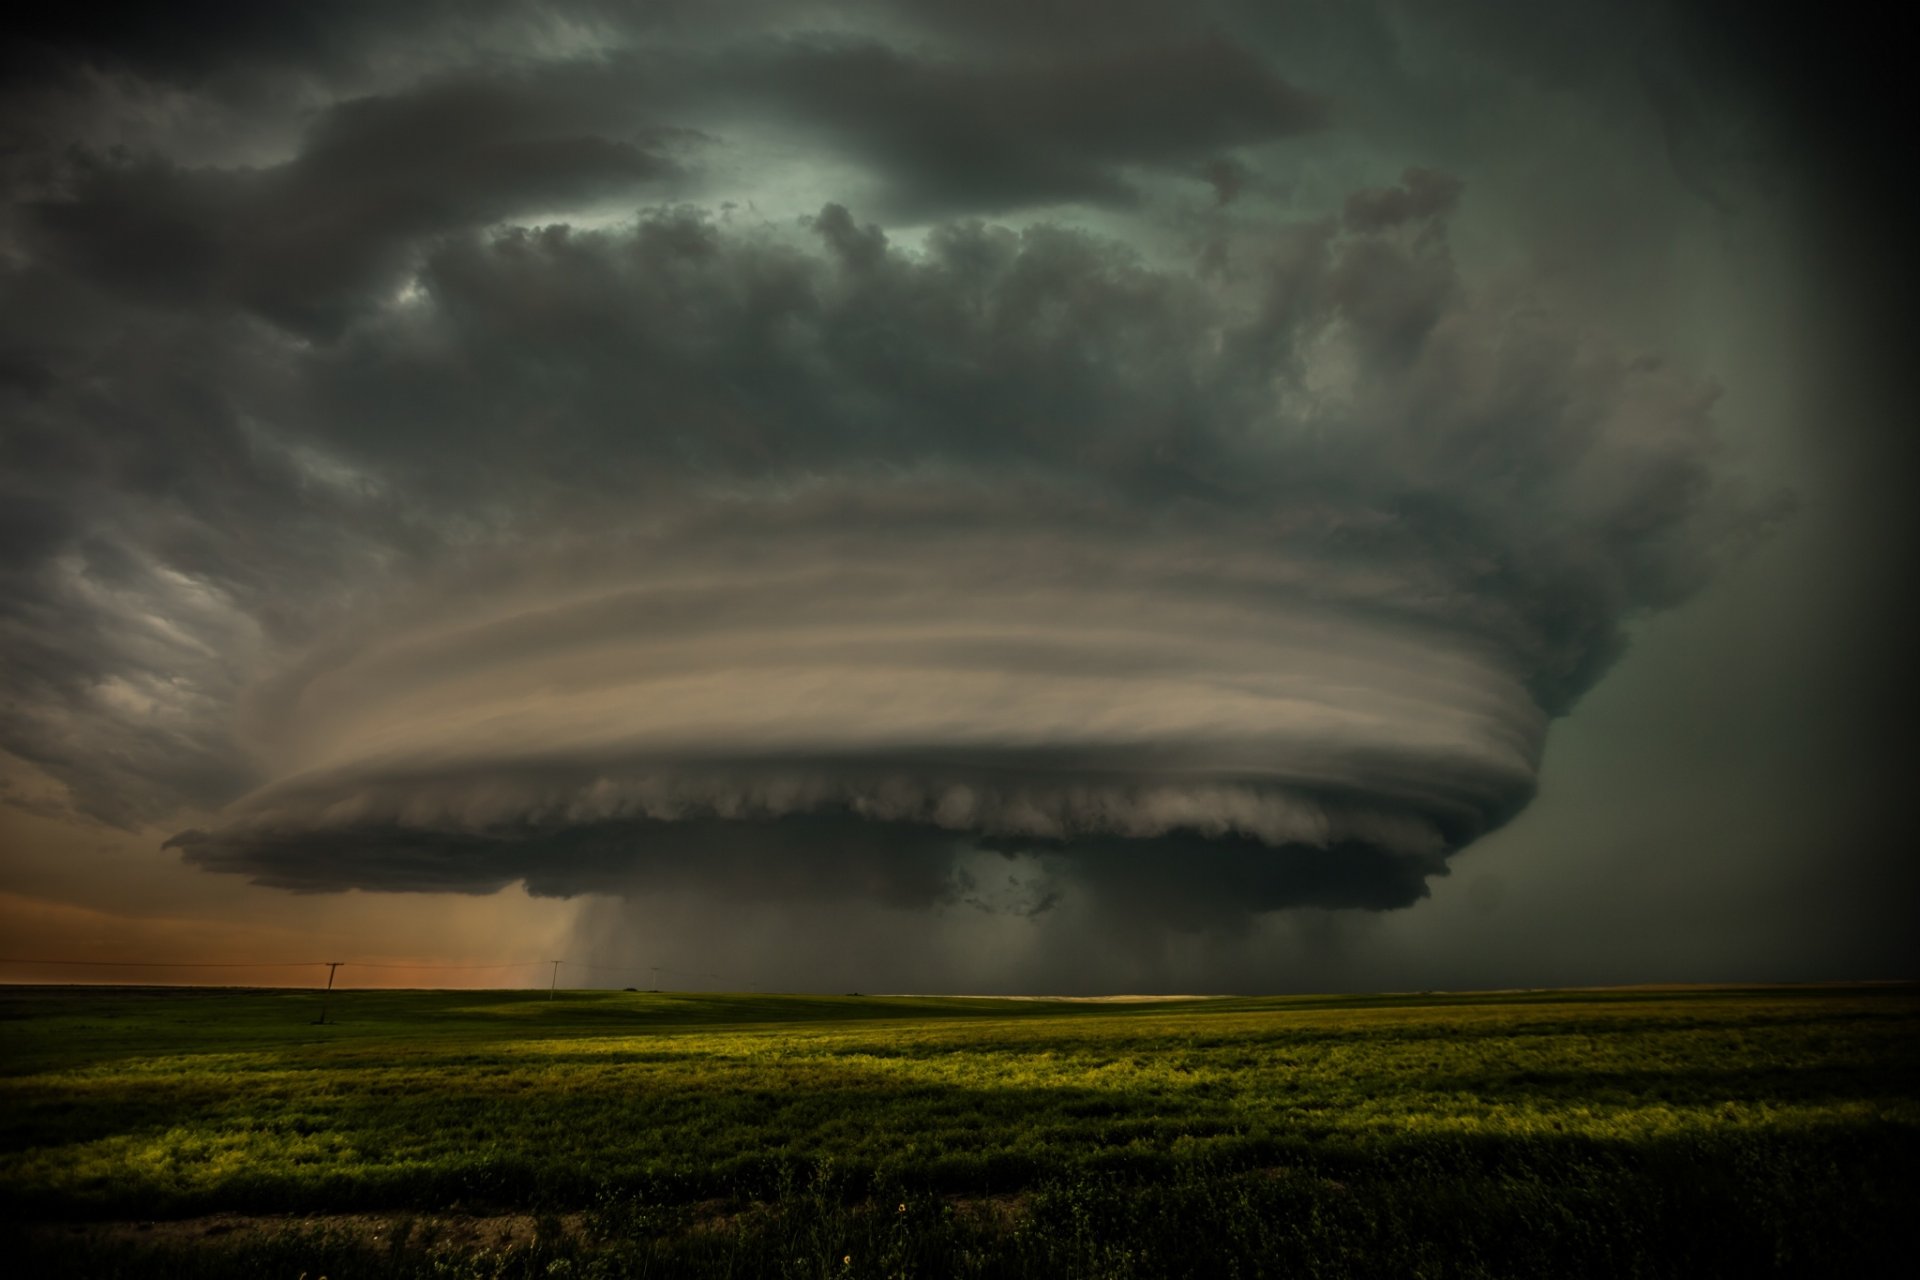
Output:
4,983,1916,1277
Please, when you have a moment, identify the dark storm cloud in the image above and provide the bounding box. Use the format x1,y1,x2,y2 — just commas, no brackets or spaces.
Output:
0,2,1800,938
145,185,1766,918
169,815,1441,930
4,2,520,83
1341,168,1462,232
26,73,684,335
0,295,405,822
732,34,1325,216
13,14,1322,330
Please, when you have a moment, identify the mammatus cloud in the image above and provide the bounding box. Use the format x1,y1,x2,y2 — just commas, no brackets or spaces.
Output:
2,2,1792,933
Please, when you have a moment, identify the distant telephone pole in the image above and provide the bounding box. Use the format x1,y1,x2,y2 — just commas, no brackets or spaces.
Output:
315,961,342,1025
549,960,561,1000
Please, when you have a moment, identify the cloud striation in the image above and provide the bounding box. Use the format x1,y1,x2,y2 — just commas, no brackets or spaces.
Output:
158,191,1767,919
1,2,1784,930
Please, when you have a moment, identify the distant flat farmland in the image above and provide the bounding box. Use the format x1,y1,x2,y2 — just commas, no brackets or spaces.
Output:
5,985,1916,1278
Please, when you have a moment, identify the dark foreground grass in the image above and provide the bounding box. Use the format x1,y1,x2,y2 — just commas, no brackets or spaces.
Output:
3,984,1916,1277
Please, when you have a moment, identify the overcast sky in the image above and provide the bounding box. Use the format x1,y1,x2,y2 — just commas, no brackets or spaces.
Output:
2,1,1913,993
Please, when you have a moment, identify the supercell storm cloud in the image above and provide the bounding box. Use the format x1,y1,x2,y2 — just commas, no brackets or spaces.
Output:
2,3,1787,926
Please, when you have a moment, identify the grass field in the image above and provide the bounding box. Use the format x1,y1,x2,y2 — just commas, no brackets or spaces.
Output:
3,983,1916,1277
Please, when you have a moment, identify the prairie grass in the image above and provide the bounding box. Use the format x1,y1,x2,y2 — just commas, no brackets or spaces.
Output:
4,984,1915,1276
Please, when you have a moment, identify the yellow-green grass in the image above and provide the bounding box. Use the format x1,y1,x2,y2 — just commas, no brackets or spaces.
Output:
4,984,1916,1277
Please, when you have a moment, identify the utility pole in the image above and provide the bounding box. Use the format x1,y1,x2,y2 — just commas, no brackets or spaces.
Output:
549,959,561,1000
650,964,660,992
315,961,342,1025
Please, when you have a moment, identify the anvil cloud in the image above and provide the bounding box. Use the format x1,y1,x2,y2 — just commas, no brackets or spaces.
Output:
0,2,1815,941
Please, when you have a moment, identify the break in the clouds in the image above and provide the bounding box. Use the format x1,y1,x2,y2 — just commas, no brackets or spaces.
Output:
3,2,1793,929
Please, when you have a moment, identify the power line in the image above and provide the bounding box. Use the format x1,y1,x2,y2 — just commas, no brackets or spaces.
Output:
0,957,551,971
0,957,328,968
342,961,553,971
0,954,758,989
